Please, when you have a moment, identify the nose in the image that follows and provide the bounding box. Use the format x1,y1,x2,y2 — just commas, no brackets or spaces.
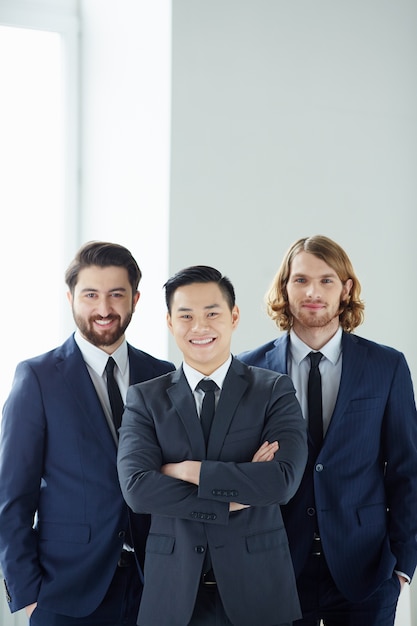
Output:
306,283,321,299
95,297,114,317
191,316,209,332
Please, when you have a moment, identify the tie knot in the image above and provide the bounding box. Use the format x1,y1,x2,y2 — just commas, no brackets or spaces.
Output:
105,356,116,375
308,351,323,368
197,379,218,394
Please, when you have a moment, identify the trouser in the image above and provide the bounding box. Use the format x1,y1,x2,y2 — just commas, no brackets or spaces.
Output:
188,575,291,626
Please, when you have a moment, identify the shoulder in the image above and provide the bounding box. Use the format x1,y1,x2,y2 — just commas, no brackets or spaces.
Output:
127,344,175,374
14,335,78,370
237,335,287,365
230,356,294,392
343,332,407,361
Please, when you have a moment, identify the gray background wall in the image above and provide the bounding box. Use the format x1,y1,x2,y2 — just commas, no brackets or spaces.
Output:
168,0,417,381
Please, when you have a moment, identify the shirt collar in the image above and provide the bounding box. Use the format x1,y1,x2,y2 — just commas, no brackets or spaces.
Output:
182,355,232,392
74,330,129,376
289,326,343,365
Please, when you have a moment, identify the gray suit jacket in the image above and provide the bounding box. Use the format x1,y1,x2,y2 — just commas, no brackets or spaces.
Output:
117,357,307,626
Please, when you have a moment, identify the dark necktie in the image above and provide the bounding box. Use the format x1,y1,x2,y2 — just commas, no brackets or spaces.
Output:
307,351,323,452
105,357,124,434
197,379,218,445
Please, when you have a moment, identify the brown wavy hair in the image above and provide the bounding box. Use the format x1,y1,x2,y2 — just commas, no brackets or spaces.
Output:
266,235,365,332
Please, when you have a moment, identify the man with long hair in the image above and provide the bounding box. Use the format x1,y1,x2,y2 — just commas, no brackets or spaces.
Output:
238,235,417,626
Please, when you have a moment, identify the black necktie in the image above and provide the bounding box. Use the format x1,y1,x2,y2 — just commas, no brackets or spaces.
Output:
197,379,218,444
105,357,124,434
307,351,323,451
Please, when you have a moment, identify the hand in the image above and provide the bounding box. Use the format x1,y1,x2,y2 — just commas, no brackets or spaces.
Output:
229,501,250,512
229,442,279,512
161,460,201,485
251,440,279,462
397,574,408,591
25,603,37,618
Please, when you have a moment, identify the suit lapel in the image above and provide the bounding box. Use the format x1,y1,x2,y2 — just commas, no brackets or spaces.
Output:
56,337,117,457
167,368,207,460
266,335,289,374
326,333,368,435
207,358,249,459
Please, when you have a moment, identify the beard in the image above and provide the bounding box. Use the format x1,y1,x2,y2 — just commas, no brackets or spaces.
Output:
290,303,343,329
74,311,133,348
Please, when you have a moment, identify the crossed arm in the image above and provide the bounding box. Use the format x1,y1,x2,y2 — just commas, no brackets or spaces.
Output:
161,440,279,511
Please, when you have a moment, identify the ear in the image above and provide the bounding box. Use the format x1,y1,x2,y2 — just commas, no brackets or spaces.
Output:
342,278,353,301
166,312,174,335
132,291,141,311
66,291,73,306
231,305,240,329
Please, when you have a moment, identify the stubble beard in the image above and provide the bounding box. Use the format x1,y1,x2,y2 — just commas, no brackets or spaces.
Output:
291,304,342,330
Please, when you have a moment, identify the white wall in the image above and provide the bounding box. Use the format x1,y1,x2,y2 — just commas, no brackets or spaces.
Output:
79,0,172,360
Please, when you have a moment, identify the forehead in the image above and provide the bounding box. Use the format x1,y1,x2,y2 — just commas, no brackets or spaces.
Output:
290,251,338,277
171,282,227,310
75,265,131,290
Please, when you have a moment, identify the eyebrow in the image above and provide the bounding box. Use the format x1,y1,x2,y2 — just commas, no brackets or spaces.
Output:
177,303,222,312
79,287,128,293
292,272,338,278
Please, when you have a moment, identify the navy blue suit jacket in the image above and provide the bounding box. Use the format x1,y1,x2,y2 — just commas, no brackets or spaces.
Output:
117,357,307,626
238,332,417,601
0,334,175,615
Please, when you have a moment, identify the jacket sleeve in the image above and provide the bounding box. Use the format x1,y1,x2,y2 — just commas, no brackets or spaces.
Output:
383,352,417,579
117,384,231,526
0,362,45,612
198,374,307,506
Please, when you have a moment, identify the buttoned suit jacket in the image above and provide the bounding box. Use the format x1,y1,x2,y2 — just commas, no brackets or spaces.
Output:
117,357,308,626
238,332,417,602
0,334,175,616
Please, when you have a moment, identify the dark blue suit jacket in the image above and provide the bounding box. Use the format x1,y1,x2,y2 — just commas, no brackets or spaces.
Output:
238,332,417,601
117,357,307,626
0,334,175,615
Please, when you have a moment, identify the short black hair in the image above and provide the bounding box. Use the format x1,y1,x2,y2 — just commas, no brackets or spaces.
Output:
65,241,142,295
164,265,236,314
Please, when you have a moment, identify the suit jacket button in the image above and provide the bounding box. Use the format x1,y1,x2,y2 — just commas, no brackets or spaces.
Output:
307,507,316,516
315,463,323,472
195,545,205,554
118,530,126,538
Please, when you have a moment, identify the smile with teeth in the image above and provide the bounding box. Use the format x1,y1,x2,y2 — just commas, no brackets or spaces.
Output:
190,338,215,345
95,318,116,326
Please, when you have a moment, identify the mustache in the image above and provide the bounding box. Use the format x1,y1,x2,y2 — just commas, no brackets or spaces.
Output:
91,314,120,320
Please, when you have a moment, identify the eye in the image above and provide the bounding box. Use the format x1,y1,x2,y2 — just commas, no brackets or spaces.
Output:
322,278,333,284
207,311,219,317
294,278,306,284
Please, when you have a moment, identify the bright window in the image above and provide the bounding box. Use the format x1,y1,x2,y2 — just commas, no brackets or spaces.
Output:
0,8,79,410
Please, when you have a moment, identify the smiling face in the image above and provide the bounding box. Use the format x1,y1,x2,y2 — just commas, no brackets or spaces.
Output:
286,251,352,345
67,265,140,353
167,281,240,376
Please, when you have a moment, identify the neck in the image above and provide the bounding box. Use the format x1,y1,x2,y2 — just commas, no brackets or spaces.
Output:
292,321,340,351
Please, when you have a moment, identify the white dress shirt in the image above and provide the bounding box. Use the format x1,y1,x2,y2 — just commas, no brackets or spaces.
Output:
288,327,343,435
